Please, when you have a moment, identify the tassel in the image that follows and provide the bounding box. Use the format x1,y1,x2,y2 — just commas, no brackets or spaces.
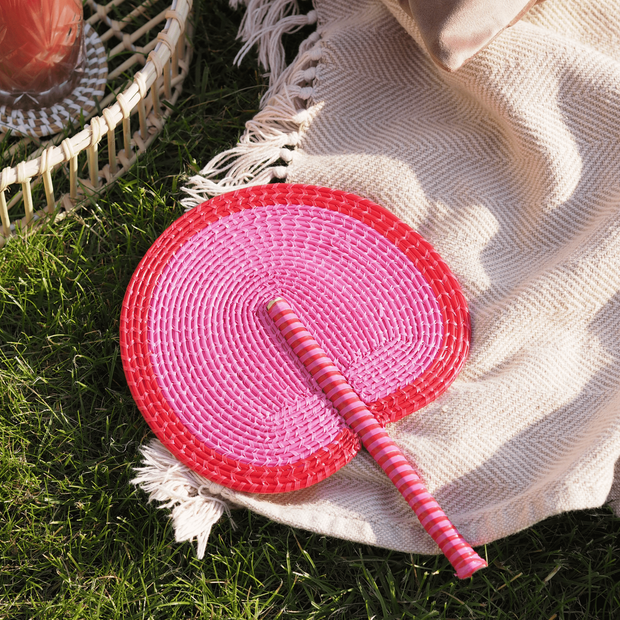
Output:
132,439,236,559
182,87,314,204
234,2,317,85
182,27,322,206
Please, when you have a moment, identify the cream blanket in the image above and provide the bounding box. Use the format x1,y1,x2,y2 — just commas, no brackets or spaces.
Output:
134,0,620,557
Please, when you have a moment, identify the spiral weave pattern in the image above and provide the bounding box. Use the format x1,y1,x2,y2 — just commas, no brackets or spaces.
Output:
121,184,470,493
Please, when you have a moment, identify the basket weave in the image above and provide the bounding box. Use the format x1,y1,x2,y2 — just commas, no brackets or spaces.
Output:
120,184,470,494
0,0,194,248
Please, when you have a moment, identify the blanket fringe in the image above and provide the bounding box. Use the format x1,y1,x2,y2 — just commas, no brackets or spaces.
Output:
232,0,317,88
132,439,236,559
181,1,321,208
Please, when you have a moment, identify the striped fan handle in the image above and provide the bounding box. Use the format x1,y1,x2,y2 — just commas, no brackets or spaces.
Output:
267,298,486,579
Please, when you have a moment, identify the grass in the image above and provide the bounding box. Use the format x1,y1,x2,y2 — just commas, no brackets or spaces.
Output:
1,0,620,618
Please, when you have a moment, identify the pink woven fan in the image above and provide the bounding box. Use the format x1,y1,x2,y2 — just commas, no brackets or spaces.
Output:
121,184,486,578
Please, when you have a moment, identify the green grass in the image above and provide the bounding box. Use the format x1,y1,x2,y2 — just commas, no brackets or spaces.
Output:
1,1,620,618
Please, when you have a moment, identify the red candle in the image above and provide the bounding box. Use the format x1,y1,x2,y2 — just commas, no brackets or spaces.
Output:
0,0,84,108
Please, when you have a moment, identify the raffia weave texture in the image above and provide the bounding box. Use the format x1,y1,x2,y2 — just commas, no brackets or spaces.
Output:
144,0,620,555
123,185,472,493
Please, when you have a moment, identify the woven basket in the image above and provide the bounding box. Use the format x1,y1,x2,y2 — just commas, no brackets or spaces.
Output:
0,0,194,248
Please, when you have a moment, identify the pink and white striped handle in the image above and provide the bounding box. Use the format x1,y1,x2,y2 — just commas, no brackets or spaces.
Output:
267,298,486,579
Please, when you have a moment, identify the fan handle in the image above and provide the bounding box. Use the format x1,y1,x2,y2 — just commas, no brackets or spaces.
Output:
267,298,486,579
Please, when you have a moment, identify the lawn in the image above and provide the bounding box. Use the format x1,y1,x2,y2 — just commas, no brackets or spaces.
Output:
1,1,620,618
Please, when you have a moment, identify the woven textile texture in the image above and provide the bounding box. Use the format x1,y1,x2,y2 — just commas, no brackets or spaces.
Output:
140,0,620,556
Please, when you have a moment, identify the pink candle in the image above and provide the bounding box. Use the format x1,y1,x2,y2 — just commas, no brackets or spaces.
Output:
0,0,84,108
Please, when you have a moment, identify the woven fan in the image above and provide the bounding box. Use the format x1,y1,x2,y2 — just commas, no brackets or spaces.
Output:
121,184,486,578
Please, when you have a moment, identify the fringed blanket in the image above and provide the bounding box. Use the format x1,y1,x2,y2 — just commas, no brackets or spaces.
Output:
133,0,620,557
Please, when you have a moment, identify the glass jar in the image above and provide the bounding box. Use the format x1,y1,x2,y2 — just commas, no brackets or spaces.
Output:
0,0,85,109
